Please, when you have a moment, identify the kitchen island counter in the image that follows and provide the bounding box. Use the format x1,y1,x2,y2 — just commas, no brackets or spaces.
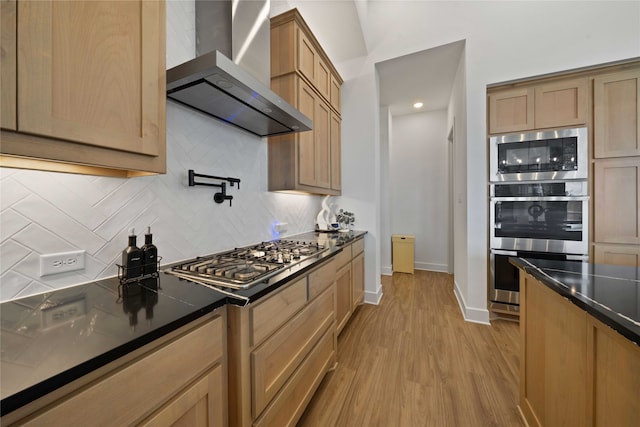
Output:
512,258,640,426
511,258,640,345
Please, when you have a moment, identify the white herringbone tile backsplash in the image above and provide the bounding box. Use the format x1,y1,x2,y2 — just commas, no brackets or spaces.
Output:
0,1,322,302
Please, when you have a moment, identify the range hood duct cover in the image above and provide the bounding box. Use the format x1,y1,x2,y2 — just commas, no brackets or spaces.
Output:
166,1,311,137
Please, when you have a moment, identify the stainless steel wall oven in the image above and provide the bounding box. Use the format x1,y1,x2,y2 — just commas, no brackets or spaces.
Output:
489,180,589,313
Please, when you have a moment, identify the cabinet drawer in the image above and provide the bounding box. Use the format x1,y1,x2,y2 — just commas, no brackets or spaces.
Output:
22,315,223,426
334,245,351,268
251,285,334,417
308,258,336,300
254,324,335,427
352,237,364,256
250,277,307,347
141,363,225,427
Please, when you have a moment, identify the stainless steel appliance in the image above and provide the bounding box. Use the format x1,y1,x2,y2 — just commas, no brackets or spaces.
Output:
489,127,587,182
490,181,589,254
165,240,328,291
166,0,312,137
489,180,589,312
490,250,588,311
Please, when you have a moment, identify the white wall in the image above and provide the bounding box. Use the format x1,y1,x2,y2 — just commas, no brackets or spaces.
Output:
388,110,449,273
379,107,392,276
0,1,322,302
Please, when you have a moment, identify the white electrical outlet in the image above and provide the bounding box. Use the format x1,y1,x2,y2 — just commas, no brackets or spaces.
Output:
40,250,86,276
274,222,288,233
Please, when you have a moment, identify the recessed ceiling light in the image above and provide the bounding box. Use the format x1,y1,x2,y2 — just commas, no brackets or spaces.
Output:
413,102,424,109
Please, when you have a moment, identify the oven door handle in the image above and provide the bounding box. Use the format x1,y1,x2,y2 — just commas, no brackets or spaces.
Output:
490,196,590,202
566,254,589,261
491,249,518,256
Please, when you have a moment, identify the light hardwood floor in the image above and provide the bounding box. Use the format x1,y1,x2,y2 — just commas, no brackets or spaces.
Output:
298,271,524,427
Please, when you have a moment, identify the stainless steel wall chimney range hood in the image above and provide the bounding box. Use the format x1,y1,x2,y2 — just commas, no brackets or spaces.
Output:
166,0,311,137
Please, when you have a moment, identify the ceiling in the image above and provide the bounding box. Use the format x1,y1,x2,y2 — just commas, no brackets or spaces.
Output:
272,1,465,117
377,40,465,116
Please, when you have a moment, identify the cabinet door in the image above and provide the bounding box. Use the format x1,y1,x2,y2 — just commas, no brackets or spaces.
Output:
316,59,330,101
141,365,226,427
594,157,640,244
335,262,352,334
593,243,640,267
297,79,317,187
330,112,342,191
297,28,316,85
520,274,587,427
1,0,16,130
594,69,640,158
251,285,334,417
488,87,534,134
315,99,331,189
352,252,365,309
534,78,587,129
17,1,164,157
330,75,341,114
587,317,640,427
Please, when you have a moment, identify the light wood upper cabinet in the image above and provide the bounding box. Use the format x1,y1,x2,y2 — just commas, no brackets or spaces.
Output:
594,69,640,158
330,75,341,114
488,78,587,134
297,29,316,85
330,112,342,191
488,87,534,134
1,0,16,130
594,157,640,245
534,78,587,129
269,8,343,195
0,0,166,177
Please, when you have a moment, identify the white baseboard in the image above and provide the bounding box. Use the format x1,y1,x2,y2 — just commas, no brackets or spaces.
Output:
415,262,448,273
453,280,490,325
364,283,383,305
381,265,392,276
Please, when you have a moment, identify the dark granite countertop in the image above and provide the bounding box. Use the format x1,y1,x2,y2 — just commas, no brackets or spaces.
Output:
0,230,367,416
511,258,640,346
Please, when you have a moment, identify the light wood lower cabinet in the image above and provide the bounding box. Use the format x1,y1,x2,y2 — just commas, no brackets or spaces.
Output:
141,364,224,427
519,272,587,427
519,271,640,427
335,261,352,334
587,316,640,426
227,258,337,427
334,237,366,335
5,310,227,427
352,239,365,308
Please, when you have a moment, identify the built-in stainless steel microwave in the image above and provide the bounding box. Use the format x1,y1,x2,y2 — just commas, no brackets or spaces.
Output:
489,127,587,182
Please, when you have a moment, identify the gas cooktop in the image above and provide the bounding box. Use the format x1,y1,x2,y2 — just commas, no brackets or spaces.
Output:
164,240,328,290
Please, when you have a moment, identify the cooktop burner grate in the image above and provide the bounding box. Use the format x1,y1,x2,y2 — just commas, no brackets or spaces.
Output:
165,240,327,289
